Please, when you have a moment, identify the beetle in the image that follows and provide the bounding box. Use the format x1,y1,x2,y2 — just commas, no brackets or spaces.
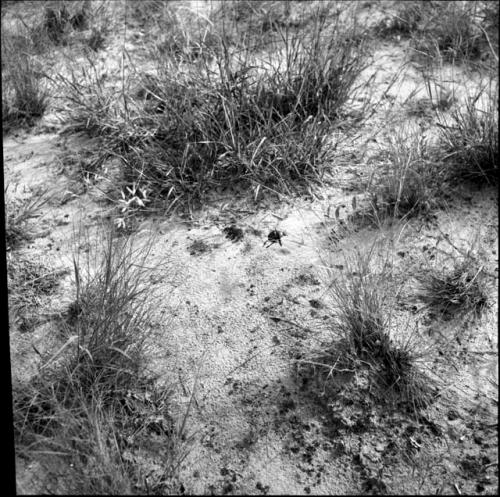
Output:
264,229,286,248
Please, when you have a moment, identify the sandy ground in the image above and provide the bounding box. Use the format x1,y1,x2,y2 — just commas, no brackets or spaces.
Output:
6,1,498,495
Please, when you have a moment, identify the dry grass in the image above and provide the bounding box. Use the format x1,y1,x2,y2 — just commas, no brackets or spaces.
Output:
416,244,490,323
1,0,111,131
7,255,66,333
436,81,498,186
376,1,498,67
375,1,430,39
301,241,439,414
55,1,371,213
12,224,190,494
1,30,49,131
365,125,443,223
409,1,494,65
5,182,49,250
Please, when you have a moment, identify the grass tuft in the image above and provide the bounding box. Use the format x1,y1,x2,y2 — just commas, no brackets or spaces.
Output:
5,182,49,250
304,242,439,414
375,2,428,39
410,2,486,64
417,253,490,322
376,1,498,67
7,255,65,333
57,3,370,212
1,29,49,131
437,83,498,186
359,125,443,225
13,224,189,494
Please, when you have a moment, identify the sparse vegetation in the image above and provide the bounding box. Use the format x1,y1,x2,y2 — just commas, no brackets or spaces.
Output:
5,0,498,494
1,0,111,131
417,248,490,322
410,1,490,65
13,225,189,494
7,255,65,333
376,1,497,67
1,31,49,130
357,126,443,225
375,1,428,39
436,82,499,185
5,182,48,250
303,242,438,414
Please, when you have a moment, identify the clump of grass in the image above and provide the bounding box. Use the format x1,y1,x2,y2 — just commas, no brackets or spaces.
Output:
328,247,390,360
1,29,49,131
416,252,490,322
43,4,71,44
58,4,370,212
39,2,104,49
13,225,189,494
7,255,65,333
409,2,491,65
146,3,220,62
376,2,496,66
5,182,49,250
54,51,120,136
375,1,428,39
437,83,498,186
212,0,326,48
360,125,443,225
305,242,438,413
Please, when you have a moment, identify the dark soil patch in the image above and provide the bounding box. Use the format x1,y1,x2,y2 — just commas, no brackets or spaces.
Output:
188,239,211,256
223,225,244,242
